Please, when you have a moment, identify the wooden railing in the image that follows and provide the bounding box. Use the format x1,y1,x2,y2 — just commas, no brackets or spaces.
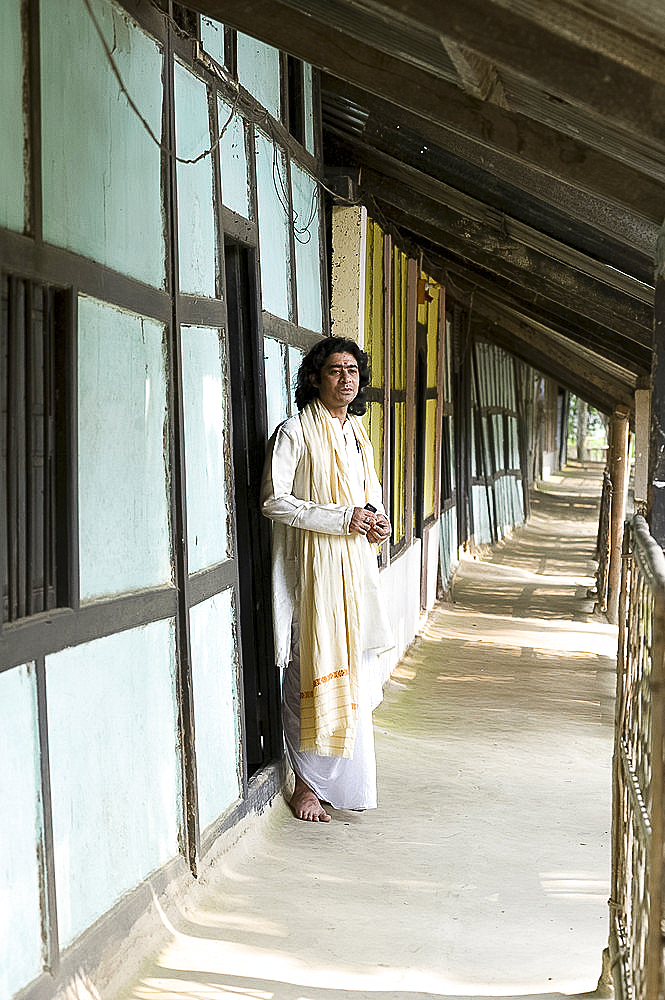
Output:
610,516,665,1000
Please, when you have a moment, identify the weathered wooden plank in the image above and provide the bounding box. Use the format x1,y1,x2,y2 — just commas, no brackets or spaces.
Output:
435,260,652,377
345,0,665,144
359,170,653,349
187,1,665,220
321,75,661,258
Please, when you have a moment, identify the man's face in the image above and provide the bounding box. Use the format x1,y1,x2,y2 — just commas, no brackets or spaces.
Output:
313,351,360,413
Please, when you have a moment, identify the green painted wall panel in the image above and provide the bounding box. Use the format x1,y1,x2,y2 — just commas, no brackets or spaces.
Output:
41,0,165,287
77,296,171,601
190,590,240,832
0,0,26,232
47,621,179,947
0,664,43,998
181,325,230,573
175,61,217,297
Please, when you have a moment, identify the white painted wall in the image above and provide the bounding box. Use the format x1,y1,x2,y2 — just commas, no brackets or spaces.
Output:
377,542,423,685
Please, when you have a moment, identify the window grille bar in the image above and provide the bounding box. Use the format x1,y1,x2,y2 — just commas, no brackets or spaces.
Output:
2,275,65,624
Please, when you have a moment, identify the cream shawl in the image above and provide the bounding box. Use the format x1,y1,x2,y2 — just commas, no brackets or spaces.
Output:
298,398,377,757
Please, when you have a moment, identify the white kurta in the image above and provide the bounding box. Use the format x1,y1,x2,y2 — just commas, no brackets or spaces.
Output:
260,408,393,809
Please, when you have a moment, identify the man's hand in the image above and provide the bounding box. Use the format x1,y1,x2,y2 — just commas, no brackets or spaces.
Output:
367,512,391,544
349,506,377,535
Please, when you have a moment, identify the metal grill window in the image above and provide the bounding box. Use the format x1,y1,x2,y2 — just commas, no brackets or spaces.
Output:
1,275,70,623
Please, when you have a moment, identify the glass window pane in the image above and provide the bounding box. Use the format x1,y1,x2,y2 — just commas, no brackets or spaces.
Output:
191,590,241,831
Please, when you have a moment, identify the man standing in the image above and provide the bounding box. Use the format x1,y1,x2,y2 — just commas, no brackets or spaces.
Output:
261,337,393,822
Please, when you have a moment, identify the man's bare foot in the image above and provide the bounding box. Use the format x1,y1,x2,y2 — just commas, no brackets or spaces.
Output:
289,775,331,822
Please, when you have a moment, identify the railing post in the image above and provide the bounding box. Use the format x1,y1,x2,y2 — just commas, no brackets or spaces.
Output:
609,523,632,1000
647,586,665,1000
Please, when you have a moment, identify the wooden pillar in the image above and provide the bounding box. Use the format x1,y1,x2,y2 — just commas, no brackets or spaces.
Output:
634,384,651,509
607,406,630,624
650,227,665,544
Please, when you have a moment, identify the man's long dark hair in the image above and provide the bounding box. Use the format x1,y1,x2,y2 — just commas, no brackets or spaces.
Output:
294,337,371,416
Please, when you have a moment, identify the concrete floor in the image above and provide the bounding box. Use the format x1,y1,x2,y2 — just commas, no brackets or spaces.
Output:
115,464,618,1000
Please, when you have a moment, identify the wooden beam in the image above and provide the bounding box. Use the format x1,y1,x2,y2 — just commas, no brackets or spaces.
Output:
437,0,665,88
351,0,665,146
358,167,652,345
322,75,662,249
187,1,665,221
434,259,651,377
358,158,653,305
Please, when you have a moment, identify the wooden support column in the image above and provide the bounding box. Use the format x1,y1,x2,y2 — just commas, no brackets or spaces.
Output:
405,257,418,546
650,228,665,544
607,406,630,624
634,384,651,509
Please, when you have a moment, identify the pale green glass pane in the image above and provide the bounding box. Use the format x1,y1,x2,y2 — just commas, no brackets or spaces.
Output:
190,590,240,831
264,337,289,435
255,130,290,319
0,665,42,998
449,415,456,489
304,63,315,155
493,413,504,471
41,0,164,287
175,61,217,296
0,0,25,232
237,33,280,119
291,162,322,332
472,484,492,545
47,621,179,947
219,97,249,218
181,326,230,573
201,16,225,65
78,296,170,600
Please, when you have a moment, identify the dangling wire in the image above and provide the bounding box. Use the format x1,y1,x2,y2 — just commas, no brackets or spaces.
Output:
82,0,355,242
83,0,240,164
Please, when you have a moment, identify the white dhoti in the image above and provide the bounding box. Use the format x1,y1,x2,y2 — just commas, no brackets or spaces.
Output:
282,624,380,810
261,401,394,808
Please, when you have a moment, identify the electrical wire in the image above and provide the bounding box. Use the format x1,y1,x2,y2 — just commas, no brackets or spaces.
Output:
81,0,356,246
